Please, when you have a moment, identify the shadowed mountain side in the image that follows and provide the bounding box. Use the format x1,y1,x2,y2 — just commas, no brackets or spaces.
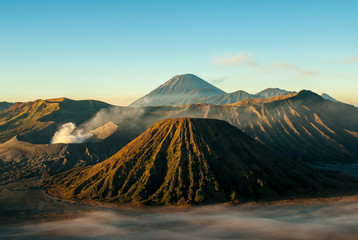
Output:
0,98,112,143
0,127,140,184
0,102,13,112
45,118,355,205
17,122,62,144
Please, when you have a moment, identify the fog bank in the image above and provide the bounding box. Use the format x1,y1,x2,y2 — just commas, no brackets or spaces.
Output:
2,202,358,239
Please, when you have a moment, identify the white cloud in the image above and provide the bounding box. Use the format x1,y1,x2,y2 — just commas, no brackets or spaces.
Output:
273,62,317,75
343,56,358,63
210,75,230,85
213,52,316,76
214,52,259,67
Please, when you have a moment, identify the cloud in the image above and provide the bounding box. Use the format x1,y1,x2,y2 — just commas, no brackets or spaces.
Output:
214,52,259,68
273,62,317,75
343,57,358,63
210,76,230,85
213,52,317,76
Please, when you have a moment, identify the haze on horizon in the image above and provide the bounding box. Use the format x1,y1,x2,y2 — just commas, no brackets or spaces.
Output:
1,1,357,106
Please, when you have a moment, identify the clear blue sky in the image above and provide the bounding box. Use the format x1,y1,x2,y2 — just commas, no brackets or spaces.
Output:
1,0,357,106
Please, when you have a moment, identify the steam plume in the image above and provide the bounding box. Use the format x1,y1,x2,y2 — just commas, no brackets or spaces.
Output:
51,122,93,144
51,107,148,144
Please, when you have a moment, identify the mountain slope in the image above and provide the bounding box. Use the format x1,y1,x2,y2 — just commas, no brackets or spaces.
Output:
129,74,226,107
0,102,13,112
321,93,338,102
45,118,352,205
198,90,254,105
255,88,296,98
0,98,112,143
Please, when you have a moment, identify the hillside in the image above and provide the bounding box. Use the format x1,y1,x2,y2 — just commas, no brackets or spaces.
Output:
0,98,112,143
45,118,353,205
0,102,13,111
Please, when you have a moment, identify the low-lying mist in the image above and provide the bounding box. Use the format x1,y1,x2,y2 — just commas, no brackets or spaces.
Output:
2,202,358,239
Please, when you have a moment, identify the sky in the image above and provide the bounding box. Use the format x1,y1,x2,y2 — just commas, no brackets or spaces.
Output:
0,0,357,106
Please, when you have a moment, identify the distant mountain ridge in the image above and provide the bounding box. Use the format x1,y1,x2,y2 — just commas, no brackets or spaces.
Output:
255,88,296,98
129,74,297,106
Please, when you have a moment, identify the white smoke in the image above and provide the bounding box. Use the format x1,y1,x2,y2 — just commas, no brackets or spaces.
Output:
50,107,148,144
51,122,94,144
79,107,146,132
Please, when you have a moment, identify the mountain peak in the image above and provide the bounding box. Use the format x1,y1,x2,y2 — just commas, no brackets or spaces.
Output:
294,90,323,100
130,74,226,107
161,74,218,89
